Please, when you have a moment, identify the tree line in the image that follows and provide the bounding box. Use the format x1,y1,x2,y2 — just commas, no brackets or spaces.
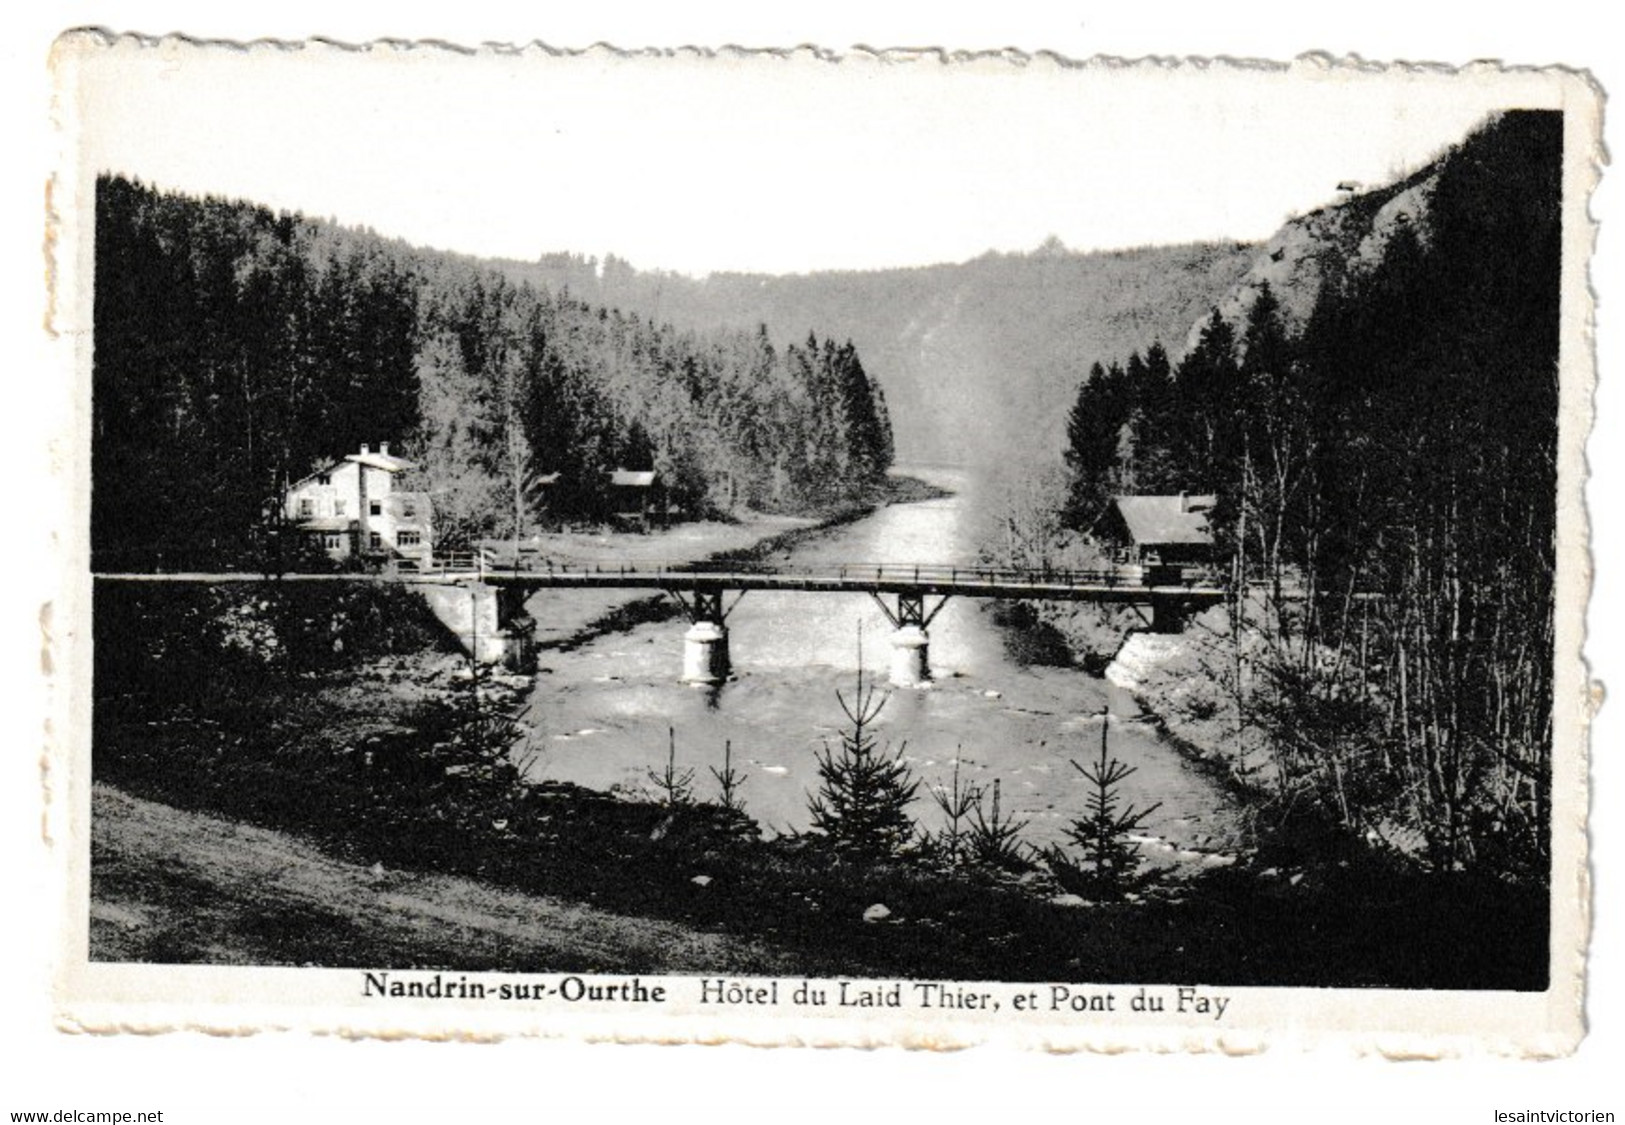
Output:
1059,111,1561,882
92,175,894,561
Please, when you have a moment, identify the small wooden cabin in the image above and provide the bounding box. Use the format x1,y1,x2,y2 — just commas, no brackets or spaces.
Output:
607,468,660,528
1101,493,1217,569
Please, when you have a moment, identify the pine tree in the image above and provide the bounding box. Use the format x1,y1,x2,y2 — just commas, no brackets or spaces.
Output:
1064,360,1135,528
1175,308,1241,492
92,176,896,561
808,658,919,861
1053,708,1161,900
1135,340,1180,491
646,726,696,807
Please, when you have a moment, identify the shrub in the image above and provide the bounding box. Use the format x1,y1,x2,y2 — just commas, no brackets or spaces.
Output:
923,760,1033,875
966,778,1033,873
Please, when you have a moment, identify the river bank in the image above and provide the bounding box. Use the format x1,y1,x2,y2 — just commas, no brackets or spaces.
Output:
91,783,800,974
1025,587,1476,882
90,759,1546,986
521,477,951,650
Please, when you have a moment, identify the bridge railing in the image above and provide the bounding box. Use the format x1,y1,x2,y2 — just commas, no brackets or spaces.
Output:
400,549,486,575
414,554,1223,590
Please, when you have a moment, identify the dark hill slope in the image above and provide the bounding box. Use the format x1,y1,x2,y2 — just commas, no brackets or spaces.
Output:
1180,109,1562,358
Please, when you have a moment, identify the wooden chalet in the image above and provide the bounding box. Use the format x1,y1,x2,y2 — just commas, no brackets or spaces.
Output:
1101,493,1217,572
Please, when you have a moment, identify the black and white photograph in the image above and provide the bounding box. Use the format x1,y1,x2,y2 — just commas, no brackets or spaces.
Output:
20,13,1614,1105
61,36,1591,1019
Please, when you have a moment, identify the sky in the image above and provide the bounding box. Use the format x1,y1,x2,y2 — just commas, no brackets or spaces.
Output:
59,37,1567,276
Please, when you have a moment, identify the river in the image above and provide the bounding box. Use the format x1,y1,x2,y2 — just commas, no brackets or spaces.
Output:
517,466,1244,871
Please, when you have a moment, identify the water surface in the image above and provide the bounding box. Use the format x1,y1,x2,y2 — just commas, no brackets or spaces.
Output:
518,467,1243,867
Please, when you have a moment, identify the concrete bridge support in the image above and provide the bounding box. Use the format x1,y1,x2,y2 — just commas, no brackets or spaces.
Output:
888,624,930,687
417,581,536,670
1150,592,1190,634
873,591,948,688
676,586,731,685
682,619,730,684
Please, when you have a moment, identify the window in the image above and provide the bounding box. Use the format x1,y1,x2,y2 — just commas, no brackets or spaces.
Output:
297,498,314,518
401,500,416,518
369,532,383,550
398,530,421,547
318,473,331,486
369,500,382,517
334,499,346,516
322,532,343,551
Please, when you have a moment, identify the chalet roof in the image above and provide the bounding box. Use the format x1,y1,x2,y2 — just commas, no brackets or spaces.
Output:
609,469,656,488
1112,494,1216,547
345,450,416,472
287,444,415,491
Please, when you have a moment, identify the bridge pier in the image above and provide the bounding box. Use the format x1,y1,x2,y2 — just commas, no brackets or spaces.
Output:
1150,592,1190,634
889,624,930,687
677,586,731,685
417,580,535,670
682,620,730,684
873,591,947,687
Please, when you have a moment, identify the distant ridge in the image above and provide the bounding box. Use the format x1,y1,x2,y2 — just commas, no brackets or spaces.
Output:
492,240,1257,467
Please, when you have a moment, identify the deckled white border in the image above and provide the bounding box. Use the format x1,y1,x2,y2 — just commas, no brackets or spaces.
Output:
41,33,1601,1057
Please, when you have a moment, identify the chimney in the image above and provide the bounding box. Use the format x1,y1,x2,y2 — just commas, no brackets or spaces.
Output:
360,443,370,456
380,442,390,457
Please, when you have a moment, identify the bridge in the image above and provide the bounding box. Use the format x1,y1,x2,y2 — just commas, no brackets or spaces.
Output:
97,554,1222,686
414,555,1222,683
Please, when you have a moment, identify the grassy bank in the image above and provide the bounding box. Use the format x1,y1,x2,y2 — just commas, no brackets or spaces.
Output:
92,733,1546,987
92,783,802,975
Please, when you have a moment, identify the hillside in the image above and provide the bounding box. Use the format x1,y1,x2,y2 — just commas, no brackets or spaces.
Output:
1178,110,1559,355
1041,109,1563,885
92,179,895,564
493,241,1257,467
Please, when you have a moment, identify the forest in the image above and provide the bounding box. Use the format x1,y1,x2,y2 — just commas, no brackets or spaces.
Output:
1056,111,1561,883
91,176,894,564
494,236,1255,469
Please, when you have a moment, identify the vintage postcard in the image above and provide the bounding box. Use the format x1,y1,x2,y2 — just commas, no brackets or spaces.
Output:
46,34,1599,1053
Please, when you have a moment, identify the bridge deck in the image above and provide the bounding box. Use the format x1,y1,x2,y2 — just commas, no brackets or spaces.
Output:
94,560,1223,604
472,569,1219,603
